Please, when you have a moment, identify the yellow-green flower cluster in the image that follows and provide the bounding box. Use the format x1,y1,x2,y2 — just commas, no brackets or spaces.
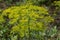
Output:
2,4,54,37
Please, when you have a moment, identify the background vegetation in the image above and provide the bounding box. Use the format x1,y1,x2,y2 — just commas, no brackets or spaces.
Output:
0,0,60,40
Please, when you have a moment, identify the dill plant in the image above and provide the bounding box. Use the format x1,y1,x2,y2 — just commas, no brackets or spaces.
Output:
1,4,54,39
